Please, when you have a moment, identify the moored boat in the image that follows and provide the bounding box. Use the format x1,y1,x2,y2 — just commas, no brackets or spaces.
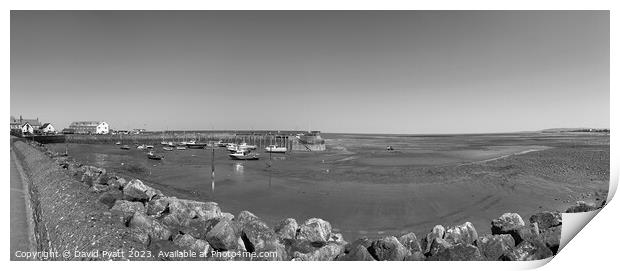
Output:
120,145,130,150
147,151,164,160
186,140,207,149
265,145,287,153
115,141,121,145
163,147,174,151
228,150,259,160
137,144,146,150
175,146,187,150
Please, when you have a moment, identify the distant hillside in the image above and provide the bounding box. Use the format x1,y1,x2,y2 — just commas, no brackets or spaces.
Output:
541,128,610,133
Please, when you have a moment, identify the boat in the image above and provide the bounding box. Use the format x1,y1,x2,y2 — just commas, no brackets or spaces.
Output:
238,142,257,150
137,144,146,150
228,150,259,160
163,147,174,151
115,141,121,145
120,145,131,150
167,142,175,147
265,145,287,153
175,146,187,150
386,146,394,151
226,143,238,152
161,141,169,146
147,151,164,160
216,141,228,147
186,140,208,149
146,145,154,149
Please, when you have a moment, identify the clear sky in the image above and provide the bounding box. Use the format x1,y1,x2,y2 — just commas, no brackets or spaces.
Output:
10,11,609,134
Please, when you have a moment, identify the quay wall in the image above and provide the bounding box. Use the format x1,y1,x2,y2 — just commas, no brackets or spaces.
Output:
11,139,582,261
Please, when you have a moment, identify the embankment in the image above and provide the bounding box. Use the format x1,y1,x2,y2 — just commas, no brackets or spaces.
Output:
12,139,600,261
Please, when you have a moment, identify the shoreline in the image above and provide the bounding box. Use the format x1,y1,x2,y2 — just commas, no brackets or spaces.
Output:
10,138,604,261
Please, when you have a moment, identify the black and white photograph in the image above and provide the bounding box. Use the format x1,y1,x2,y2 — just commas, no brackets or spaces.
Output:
8,9,611,263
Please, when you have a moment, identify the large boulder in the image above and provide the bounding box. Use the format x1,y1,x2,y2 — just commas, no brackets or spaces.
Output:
427,243,484,261
110,200,145,223
274,218,298,240
444,222,478,246
283,238,321,257
404,251,426,261
477,234,515,260
98,189,124,208
529,212,562,230
239,218,278,253
422,225,446,254
426,237,452,257
296,218,332,244
336,244,375,261
186,201,221,221
128,212,172,241
123,227,150,246
89,184,110,193
172,234,212,255
293,242,345,261
108,177,128,189
501,240,554,261
179,218,220,240
565,201,598,213
398,233,422,254
123,179,161,201
204,218,239,251
161,198,222,229
236,210,259,226
539,226,561,254
491,213,525,234
368,236,408,261
147,197,173,217
80,166,107,186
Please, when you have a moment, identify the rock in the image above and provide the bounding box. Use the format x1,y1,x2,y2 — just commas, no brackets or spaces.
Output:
540,226,561,254
336,244,375,261
172,234,212,255
94,168,108,184
205,218,239,251
329,233,346,245
398,232,423,254
426,237,452,257
98,189,124,208
221,212,234,220
404,251,426,261
427,243,484,261
179,218,219,239
444,222,478,246
566,201,597,213
124,227,150,246
501,240,554,261
186,201,221,221
147,197,173,217
110,200,145,223
236,210,259,226
293,242,345,261
274,218,298,240
283,238,321,257
529,212,562,230
240,218,278,253
122,179,160,201
422,225,446,254
89,183,110,193
368,236,408,261
296,218,332,244
108,177,128,189
491,213,525,234
128,212,172,241
477,234,515,260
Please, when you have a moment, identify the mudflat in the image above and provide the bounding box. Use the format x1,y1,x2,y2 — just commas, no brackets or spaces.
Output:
48,132,609,240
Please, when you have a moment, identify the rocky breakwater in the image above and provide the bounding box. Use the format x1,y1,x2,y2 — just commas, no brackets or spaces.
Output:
14,140,598,261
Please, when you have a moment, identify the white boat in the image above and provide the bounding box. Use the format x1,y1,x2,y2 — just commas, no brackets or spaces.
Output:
238,142,257,150
163,147,174,151
115,141,121,145
265,145,287,153
226,143,238,152
137,144,146,150
161,141,169,146
228,150,259,160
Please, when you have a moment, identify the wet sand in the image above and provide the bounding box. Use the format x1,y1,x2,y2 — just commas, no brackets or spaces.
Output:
48,132,609,240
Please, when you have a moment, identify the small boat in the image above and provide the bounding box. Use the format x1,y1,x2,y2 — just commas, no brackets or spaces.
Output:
146,145,154,149
229,150,259,160
187,140,208,149
161,141,169,146
120,145,131,150
265,145,287,153
163,147,174,151
115,141,121,145
167,142,175,147
147,151,164,160
386,146,394,151
175,146,187,150
238,142,257,150
226,143,238,152
137,144,146,150
216,141,228,147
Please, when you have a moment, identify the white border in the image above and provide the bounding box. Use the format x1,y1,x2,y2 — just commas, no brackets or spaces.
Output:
2,1,617,271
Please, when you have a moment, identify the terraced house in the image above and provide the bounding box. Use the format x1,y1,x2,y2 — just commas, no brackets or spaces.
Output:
68,121,109,134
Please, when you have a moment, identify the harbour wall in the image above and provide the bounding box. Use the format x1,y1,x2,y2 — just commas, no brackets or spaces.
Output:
11,139,585,261
66,131,326,152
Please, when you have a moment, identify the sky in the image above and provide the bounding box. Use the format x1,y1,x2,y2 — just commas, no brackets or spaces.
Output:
10,11,609,134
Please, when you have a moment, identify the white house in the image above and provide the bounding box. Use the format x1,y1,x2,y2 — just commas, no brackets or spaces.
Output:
21,123,34,134
69,121,110,134
39,123,56,134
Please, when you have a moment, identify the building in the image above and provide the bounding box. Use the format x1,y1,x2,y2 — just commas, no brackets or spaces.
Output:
68,121,110,134
39,123,56,134
10,116,42,135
